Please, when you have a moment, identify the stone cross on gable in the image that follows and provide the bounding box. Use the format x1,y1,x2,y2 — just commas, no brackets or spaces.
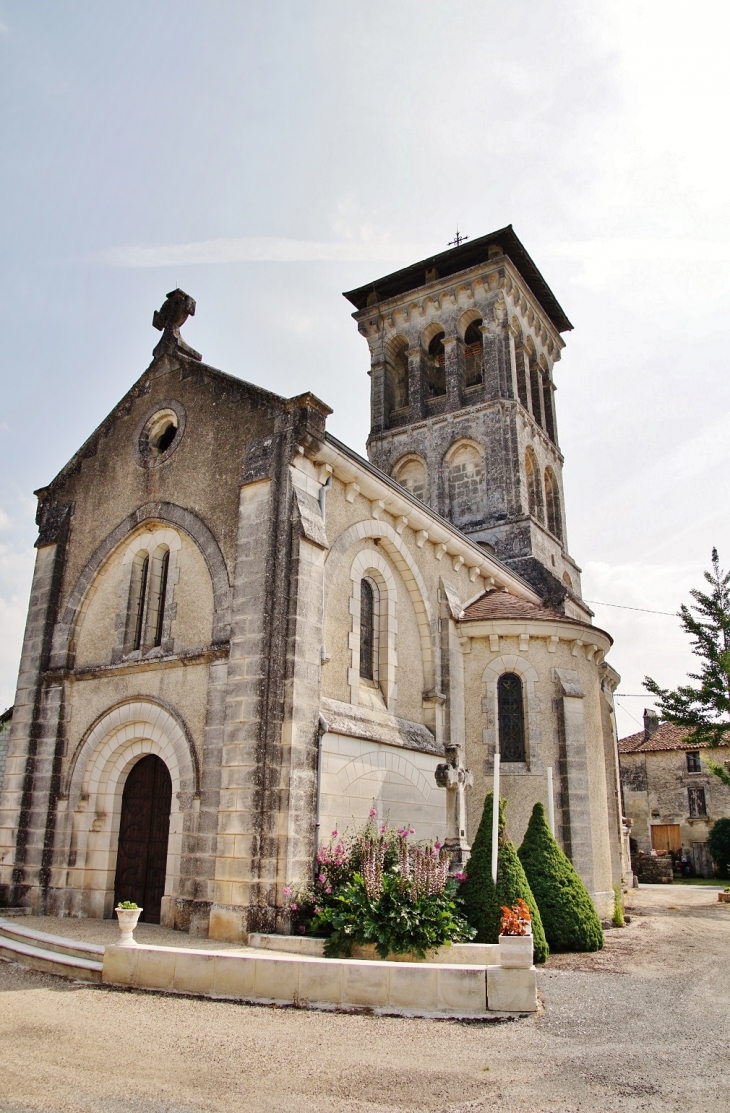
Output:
152,288,202,362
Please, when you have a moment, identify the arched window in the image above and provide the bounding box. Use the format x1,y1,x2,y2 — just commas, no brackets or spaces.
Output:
148,547,170,648
529,362,543,427
426,330,446,397
524,447,543,522
544,467,563,541
515,347,529,409
391,344,409,411
359,579,376,681
541,372,556,442
498,673,526,762
127,551,149,652
464,319,483,387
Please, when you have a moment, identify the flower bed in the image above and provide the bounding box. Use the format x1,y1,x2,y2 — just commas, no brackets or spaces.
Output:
286,812,474,960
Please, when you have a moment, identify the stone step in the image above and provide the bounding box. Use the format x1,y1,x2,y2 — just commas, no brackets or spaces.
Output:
0,934,103,983
0,918,105,962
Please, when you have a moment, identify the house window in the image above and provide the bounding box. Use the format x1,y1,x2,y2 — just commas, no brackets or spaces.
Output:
686,751,701,773
688,787,707,817
498,673,526,762
359,579,375,681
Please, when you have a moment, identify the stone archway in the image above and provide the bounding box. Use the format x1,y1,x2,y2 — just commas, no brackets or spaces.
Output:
113,754,172,923
64,699,198,921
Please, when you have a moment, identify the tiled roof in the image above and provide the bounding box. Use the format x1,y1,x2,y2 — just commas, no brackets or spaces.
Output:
461,590,567,623
618,721,730,754
460,590,610,647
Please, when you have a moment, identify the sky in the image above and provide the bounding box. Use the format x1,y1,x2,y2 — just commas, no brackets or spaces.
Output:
1,0,729,739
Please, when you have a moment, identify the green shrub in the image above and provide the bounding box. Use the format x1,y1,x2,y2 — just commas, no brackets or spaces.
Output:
708,817,730,879
287,817,474,958
518,803,604,952
612,883,625,928
460,792,548,963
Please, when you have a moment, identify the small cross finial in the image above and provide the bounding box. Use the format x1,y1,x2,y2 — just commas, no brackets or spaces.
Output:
152,288,202,362
448,228,469,248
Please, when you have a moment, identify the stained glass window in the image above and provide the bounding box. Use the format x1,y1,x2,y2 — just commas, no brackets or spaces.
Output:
360,579,375,680
498,673,526,762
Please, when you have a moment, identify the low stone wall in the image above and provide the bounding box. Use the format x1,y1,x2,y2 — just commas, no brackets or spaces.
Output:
636,855,674,884
102,943,493,1016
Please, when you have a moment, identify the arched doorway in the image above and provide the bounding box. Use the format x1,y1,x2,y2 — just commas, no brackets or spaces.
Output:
113,754,172,923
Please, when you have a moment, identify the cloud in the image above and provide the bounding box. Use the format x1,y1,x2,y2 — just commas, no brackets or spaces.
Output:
544,239,730,263
102,237,434,269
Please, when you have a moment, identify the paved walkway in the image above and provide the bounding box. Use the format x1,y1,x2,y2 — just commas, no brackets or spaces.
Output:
0,885,727,1112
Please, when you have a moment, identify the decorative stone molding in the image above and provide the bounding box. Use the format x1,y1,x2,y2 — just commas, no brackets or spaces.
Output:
63,698,199,919
327,519,436,697
50,502,231,669
348,547,398,710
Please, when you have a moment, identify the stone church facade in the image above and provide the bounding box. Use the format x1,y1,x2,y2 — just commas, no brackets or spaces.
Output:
0,227,624,937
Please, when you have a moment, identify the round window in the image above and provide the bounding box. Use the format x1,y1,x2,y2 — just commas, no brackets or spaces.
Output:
136,401,186,467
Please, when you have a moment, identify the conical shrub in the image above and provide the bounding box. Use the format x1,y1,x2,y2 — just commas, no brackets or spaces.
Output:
460,792,548,963
518,802,604,952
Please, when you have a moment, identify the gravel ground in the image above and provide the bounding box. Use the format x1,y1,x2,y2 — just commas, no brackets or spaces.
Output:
0,885,727,1113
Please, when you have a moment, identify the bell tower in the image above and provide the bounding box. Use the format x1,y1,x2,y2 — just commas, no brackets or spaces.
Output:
343,226,588,614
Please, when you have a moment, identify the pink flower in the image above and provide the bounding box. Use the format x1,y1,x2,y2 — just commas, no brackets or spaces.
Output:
454,871,467,882
318,873,326,884
283,886,291,896
369,807,377,818
326,886,332,895
299,925,306,933
290,903,298,911
331,829,338,837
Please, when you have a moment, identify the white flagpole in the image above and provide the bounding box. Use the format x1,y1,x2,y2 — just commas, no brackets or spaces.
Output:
547,766,555,835
491,754,500,884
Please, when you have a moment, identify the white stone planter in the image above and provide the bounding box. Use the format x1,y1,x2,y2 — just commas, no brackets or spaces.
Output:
498,931,533,969
115,907,142,948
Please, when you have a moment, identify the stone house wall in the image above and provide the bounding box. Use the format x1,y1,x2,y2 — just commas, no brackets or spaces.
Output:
621,747,730,872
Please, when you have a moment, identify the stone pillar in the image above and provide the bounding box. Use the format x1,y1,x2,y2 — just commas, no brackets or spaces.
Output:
369,358,387,436
278,478,328,925
554,668,595,895
406,347,426,423
170,654,230,935
209,478,276,942
437,579,471,863
443,334,461,411
0,543,62,909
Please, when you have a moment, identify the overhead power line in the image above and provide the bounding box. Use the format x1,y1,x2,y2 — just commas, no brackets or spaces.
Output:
584,599,676,616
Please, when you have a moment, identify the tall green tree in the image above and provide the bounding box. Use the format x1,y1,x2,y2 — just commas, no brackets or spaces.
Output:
645,548,730,785
518,803,604,952
460,792,548,963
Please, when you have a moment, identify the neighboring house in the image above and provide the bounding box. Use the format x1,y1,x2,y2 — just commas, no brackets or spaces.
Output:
0,228,625,936
0,708,11,797
619,710,730,877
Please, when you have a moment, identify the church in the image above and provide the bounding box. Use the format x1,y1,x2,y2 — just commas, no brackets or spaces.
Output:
0,226,625,939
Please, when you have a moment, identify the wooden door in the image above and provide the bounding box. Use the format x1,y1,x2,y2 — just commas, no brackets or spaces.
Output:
113,755,172,924
650,823,681,854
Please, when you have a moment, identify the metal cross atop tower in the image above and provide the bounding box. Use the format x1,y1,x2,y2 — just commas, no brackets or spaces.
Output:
448,228,469,248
